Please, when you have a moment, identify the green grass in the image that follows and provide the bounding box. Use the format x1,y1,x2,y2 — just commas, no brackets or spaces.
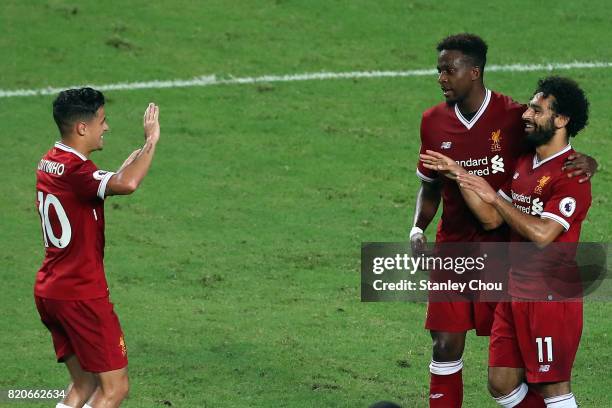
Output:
1,1,611,406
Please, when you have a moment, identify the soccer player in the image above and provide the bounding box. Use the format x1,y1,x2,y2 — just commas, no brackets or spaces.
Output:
429,76,590,408
35,88,160,408
411,34,596,408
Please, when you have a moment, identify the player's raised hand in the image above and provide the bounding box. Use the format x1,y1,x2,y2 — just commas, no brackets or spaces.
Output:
457,174,497,204
143,103,160,144
420,150,467,180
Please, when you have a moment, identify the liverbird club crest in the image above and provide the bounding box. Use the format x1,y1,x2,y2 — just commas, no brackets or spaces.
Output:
119,335,127,356
490,129,502,152
534,175,551,194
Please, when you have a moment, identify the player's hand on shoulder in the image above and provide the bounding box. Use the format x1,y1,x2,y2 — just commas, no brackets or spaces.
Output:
143,103,160,144
563,152,597,183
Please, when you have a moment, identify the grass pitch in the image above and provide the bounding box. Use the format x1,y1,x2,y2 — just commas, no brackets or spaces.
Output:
1,1,611,406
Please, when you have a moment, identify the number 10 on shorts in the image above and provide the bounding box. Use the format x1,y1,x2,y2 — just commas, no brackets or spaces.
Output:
536,337,553,363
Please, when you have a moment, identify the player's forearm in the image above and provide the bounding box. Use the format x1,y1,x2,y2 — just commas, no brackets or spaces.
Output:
492,196,554,246
458,187,503,230
412,182,441,230
109,140,158,194
117,149,142,173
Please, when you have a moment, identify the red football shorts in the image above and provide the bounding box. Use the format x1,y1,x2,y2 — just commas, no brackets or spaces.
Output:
489,301,583,383
425,301,496,336
35,296,128,373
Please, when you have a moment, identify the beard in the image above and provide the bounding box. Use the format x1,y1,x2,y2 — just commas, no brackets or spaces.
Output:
525,118,556,148
444,92,462,107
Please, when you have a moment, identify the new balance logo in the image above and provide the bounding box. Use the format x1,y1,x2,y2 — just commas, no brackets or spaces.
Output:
441,141,452,149
531,198,544,215
430,393,444,399
491,155,505,174
539,365,550,372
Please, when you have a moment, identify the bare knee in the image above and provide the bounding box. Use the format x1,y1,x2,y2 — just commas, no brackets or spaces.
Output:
431,331,465,361
487,377,512,398
63,356,97,405
71,378,97,398
537,381,571,399
488,367,523,398
101,377,129,402
93,369,129,406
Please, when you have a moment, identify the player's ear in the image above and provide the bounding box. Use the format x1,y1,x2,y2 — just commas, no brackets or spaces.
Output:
471,66,481,81
554,114,570,129
76,121,87,136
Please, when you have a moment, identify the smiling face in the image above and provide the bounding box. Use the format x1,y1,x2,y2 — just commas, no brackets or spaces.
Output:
78,106,109,153
522,92,557,147
437,49,479,105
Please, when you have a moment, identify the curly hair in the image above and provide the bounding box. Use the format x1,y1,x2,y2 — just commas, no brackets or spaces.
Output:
53,87,105,135
437,33,488,72
536,76,589,137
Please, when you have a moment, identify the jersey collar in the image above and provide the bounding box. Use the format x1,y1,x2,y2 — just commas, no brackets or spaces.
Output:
532,144,572,169
454,89,491,130
55,142,87,161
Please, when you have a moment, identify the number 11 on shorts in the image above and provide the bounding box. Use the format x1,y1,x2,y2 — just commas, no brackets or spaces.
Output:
536,337,553,363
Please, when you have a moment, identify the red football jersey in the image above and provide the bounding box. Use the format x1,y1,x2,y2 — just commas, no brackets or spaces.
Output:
498,145,592,298
35,142,115,300
417,90,527,242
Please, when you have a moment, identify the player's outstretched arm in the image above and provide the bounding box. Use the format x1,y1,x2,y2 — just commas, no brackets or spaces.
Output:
458,174,563,247
106,103,160,196
492,196,563,247
116,148,142,173
420,151,503,230
410,180,441,253
455,174,504,230
420,150,467,180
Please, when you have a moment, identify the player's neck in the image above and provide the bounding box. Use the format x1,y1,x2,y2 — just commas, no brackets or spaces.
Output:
456,85,486,115
60,137,92,159
535,132,570,162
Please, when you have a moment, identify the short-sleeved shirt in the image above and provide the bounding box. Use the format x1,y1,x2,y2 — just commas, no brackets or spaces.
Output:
498,145,592,298
417,90,527,242
35,142,115,300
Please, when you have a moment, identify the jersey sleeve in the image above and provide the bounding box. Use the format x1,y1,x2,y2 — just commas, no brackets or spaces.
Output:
416,115,439,183
497,176,513,203
69,161,116,201
540,177,591,231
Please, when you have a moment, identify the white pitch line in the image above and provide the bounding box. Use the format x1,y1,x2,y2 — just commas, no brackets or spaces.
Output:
1,61,611,99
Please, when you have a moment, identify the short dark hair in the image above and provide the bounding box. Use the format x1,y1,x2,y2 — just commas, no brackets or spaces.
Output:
535,76,589,137
437,33,488,72
52,87,105,135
